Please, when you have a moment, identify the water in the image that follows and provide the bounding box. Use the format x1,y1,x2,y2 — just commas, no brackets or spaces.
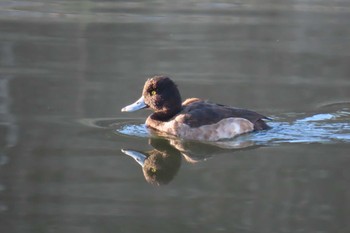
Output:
1,1,350,232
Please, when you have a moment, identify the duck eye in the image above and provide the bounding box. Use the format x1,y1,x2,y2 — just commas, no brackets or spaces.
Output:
150,167,157,173
151,90,157,96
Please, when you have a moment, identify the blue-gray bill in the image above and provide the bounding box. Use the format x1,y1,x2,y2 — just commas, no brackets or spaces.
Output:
121,96,147,112
121,149,147,167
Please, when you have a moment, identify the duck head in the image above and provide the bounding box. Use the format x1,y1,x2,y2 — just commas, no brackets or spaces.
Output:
121,76,182,120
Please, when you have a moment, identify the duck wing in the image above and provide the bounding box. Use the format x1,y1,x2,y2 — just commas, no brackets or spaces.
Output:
180,100,269,130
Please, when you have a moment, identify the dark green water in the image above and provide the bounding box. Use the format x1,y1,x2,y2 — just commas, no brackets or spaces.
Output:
1,1,350,232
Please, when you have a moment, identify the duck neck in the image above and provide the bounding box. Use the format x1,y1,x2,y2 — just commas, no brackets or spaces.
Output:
151,105,182,122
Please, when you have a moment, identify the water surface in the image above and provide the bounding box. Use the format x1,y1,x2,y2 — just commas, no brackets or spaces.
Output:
1,1,350,233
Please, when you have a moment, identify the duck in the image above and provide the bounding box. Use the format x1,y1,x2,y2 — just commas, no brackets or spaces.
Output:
121,76,270,141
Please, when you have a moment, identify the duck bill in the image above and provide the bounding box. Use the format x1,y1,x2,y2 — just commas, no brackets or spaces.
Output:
121,96,148,112
121,149,147,167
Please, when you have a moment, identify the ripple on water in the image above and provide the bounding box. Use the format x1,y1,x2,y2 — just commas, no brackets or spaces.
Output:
78,117,151,138
260,109,350,144
115,123,150,138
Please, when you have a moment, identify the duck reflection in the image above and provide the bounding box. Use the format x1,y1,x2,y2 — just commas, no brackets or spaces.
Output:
122,136,260,186
122,138,182,185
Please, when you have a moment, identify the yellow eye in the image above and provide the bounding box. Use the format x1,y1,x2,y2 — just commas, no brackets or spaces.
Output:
150,167,157,173
151,90,156,96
